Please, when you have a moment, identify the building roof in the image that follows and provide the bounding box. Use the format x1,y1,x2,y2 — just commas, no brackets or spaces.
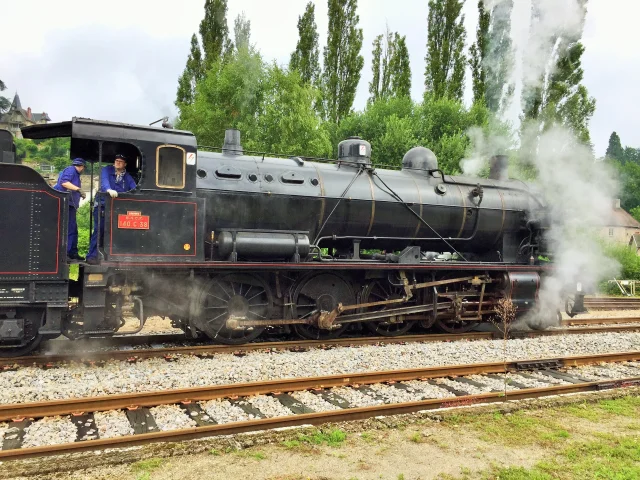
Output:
10,93,21,110
0,93,50,125
31,112,51,122
607,207,640,229
629,234,640,248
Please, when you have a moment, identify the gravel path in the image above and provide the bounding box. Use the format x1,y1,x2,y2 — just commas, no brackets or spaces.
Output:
1,332,639,404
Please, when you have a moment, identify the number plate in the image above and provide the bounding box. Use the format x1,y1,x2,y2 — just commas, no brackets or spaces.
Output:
118,213,150,230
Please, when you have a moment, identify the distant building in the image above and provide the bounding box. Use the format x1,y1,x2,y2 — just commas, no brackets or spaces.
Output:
600,199,640,245
0,93,51,138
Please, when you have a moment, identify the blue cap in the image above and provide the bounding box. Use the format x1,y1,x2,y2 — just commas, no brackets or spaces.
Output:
72,158,86,166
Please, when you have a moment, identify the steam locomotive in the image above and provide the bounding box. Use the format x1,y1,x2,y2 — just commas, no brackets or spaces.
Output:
0,118,570,357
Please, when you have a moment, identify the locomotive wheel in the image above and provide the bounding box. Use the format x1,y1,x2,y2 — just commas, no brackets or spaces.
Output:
195,273,272,345
291,272,354,340
435,316,480,334
433,274,480,334
360,280,415,337
0,309,44,357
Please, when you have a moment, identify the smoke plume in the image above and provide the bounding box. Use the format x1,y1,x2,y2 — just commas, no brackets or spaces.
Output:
522,124,619,328
464,0,619,328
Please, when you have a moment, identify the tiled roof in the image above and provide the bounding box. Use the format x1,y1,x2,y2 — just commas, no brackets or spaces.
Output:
606,208,640,228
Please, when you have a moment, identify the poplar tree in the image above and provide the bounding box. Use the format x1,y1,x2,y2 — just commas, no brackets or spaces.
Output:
322,0,364,124
369,30,412,103
469,1,489,105
234,13,251,52
199,0,231,69
473,0,515,112
485,0,515,113
390,34,411,98
522,0,594,144
176,34,204,106
289,2,321,86
424,0,466,100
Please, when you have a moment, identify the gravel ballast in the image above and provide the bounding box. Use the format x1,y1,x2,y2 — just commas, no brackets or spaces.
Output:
1,362,638,450
1,332,639,404
22,416,76,448
93,410,134,439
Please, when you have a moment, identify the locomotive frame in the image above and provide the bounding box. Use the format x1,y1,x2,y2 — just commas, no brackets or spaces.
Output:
0,118,569,357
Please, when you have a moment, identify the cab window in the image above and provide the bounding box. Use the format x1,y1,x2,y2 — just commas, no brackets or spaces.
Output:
156,145,185,188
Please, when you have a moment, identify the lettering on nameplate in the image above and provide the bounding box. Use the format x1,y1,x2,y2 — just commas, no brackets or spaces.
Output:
118,211,150,230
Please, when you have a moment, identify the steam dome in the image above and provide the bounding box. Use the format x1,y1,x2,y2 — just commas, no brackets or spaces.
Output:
402,147,438,172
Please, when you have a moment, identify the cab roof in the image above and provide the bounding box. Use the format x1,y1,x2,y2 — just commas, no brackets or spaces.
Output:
21,117,195,142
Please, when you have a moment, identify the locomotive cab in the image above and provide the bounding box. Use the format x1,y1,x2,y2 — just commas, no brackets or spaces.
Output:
21,118,205,265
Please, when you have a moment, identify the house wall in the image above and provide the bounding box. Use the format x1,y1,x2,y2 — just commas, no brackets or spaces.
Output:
600,226,639,244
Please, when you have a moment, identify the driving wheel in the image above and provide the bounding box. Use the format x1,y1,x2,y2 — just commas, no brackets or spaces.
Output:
360,280,416,336
194,273,272,345
291,272,355,340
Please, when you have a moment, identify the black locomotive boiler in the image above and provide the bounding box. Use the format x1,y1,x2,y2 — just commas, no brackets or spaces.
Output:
0,118,565,357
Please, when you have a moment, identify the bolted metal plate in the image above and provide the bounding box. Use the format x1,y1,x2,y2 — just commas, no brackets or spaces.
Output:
0,319,24,341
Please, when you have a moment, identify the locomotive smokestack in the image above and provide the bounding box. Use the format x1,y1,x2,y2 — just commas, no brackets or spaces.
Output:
222,129,243,156
489,155,508,181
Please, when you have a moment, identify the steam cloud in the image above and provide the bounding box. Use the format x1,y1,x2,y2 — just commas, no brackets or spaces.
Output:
464,0,620,327
522,125,619,328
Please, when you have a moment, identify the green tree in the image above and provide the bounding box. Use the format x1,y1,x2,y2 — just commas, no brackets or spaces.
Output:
390,34,411,98
14,138,38,161
338,96,416,166
0,79,9,113
485,0,514,113
176,34,205,106
543,40,595,144
630,206,640,223
177,48,266,147
369,30,411,103
234,12,251,52
605,131,624,161
424,0,466,101
469,1,489,105
199,0,231,69
322,0,364,124
289,2,321,86
242,65,331,158
337,94,491,173
624,147,640,165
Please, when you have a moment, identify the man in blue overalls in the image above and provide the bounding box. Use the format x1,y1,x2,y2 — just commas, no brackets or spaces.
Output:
86,154,137,264
53,158,87,261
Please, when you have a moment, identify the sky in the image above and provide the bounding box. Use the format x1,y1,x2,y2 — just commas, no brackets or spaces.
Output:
1,0,638,157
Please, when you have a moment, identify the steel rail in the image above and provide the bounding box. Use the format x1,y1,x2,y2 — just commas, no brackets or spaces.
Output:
1,351,639,422
4,324,640,369
3,325,640,369
0,332,494,367
562,317,640,326
1,374,639,461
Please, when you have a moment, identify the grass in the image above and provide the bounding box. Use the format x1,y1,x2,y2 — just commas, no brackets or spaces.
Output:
294,428,347,447
491,435,640,480
443,410,571,447
131,458,165,480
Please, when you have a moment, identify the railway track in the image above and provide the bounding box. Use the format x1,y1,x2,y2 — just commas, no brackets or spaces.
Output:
561,316,640,326
0,351,639,461
2,323,640,369
584,297,640,310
